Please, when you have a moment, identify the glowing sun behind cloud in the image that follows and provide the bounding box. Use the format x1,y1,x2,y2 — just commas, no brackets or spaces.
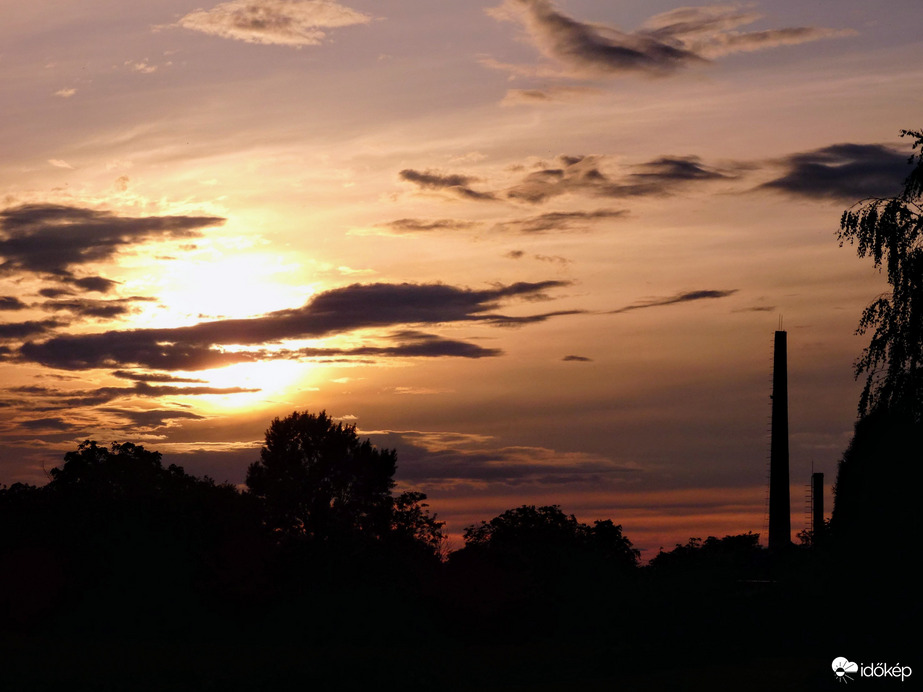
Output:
193,358,314,411
141,250,314,326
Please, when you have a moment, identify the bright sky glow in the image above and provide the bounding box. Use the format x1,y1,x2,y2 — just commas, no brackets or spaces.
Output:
2,0,921,555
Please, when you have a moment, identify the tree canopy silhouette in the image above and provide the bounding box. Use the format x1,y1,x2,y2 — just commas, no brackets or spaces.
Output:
0,440,262,637
648,533,765,580
460,504,640,570
245,410,443,554
838,128,923,419
389,489,446,559
246,410,396,541
50,440,197,496
830,405,922,553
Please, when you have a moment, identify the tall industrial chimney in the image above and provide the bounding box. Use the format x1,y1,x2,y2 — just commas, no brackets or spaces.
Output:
812,472,824,541
769,330,791,550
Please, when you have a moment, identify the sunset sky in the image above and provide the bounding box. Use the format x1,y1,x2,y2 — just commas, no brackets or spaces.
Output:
2,0,921,556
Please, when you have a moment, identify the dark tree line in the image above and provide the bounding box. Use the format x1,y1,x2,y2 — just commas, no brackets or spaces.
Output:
0,414,914,689
1,410,786,689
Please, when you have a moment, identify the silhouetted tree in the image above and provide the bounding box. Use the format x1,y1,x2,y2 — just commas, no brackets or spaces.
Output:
797,518,829,547
389,490,446,559
246,410,445,550
831,408,922,553
0,440,263,636
459,504,639,571
648,532,764,578
246,410,395,541
464,504,579,548
50,440,196,496
838,128,923,419
832,128,923,552
46,440,254,542
445,505,639,641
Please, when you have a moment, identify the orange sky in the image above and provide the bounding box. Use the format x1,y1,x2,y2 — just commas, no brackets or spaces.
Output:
2,0,921,558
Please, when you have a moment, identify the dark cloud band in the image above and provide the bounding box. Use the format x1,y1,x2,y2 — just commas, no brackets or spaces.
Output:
10,382,259,407
0,203,224,290
399,169,497,201
494,208,628,233
506,154,727,204
0,297,27,311
488,0,850,79
609,289,738,314
18,280,570,371
759,143,909,200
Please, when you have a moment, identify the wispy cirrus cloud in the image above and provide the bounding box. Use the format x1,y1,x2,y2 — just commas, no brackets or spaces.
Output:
399,169,498,202
639,5,853,59
100,408,206,431
39,296,157,320
506,154,728,204
8,382,260,408
609,289,738,314
396,154,728,208
500,85,600,106
758,143,910,200
176,0,372,48
293,331,503,360
505,250,572,266
374,218,483,235
630,156,731,184
494,208,628,233
486,1,853,80
376,209,626,236
111,371,208,384
124,59,161,74
366,429,640,489
733,305,775,313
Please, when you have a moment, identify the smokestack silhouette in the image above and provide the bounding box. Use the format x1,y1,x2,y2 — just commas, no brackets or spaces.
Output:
769,330,791,549
812,471,824,541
